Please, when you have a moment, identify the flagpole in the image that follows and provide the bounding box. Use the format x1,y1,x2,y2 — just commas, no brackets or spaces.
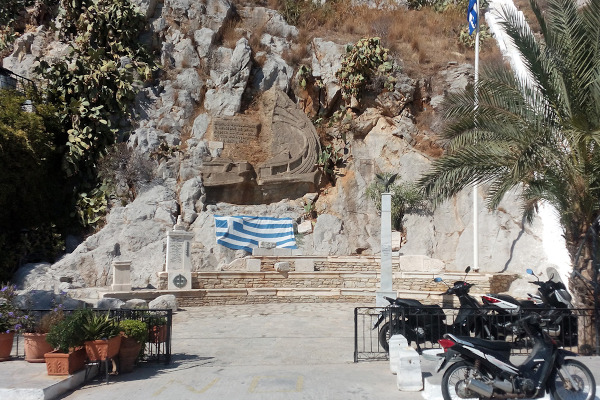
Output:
473,0,480,271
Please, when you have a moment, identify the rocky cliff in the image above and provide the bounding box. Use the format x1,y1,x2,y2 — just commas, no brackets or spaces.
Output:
5,0,567,291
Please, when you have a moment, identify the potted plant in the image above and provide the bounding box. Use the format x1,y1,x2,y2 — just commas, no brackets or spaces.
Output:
146,314,168,344
118,319,147,373
45,309,88,375
23,307,64,363
0,284,28,361
81,311,122,362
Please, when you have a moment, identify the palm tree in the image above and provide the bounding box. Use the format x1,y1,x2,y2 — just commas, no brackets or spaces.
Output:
418,0,600,313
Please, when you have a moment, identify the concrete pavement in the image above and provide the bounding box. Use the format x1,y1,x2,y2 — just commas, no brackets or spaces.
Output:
56,302,423,399
1,302,600,400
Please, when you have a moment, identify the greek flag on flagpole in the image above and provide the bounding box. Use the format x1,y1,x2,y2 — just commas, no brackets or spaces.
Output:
468,0,478,35
214,215,297,253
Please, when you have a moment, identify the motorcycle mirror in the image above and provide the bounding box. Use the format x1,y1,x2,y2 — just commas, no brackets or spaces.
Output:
433,276,451,288
461,266,471,282
526,268,540,281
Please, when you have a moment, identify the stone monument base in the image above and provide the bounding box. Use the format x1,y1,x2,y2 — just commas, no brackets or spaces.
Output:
167,271,192,290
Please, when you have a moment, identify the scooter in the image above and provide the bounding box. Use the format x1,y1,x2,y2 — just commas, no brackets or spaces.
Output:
436,313,595,400
481,269,577,345
374,267,494,353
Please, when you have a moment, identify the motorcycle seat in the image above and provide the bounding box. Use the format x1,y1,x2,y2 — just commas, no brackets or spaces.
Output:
394,299,444,315
394,298,424,307
460,336,514,352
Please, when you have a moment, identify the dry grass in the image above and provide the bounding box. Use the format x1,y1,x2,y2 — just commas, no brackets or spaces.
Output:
264,0,497,79
216,15,243,48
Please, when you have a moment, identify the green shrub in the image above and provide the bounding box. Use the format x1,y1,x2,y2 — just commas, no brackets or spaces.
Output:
119,319,148,344
335,37,395,102
145,314,167,327
365,173,430,231
46,309,89,353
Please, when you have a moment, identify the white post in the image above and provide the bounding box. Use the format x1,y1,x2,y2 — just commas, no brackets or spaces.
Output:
377,193,395,306
473,0,480,271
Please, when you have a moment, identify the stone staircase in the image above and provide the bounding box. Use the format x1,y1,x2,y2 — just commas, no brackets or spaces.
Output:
104,255,515,307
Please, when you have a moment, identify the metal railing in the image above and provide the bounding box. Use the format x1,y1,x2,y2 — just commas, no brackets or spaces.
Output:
354,305,599,362
0,66,35,94
12,308,172,364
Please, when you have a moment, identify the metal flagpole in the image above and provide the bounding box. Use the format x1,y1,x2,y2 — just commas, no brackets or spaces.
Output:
473,0,480,271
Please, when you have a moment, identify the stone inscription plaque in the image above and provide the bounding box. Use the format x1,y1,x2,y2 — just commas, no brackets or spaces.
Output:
168,239,183,270
213,117,258,144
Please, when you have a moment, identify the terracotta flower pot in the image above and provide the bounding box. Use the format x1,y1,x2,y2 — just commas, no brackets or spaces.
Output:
118,337,142,373
44,347,87,375
84,335,122,361
0,331,15,361
24,333,54,363
148,325,167,343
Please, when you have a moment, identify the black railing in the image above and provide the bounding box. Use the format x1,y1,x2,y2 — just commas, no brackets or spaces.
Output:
354,305,599,362
109,308,172,364
12,308,172,364
0,66,35,94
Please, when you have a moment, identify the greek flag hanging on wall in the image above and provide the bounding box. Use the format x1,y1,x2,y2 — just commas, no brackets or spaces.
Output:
214,215,297,253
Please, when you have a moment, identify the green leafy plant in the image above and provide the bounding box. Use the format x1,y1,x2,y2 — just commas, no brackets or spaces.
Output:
81,311,120,341
145,314,167,326
119,319,148,344
335,37,395,102
303,200,316,219
74,185,108,227
46,309,89,353
296,65,312,89
317,142,349,179
366,173,429,231
35,0,156,179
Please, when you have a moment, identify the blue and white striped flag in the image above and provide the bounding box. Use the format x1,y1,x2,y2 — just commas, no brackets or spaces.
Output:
468,0,478,35
214,215,297,252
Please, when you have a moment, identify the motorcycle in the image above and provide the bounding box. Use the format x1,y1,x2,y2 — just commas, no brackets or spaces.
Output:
436,313,595,400
481,268,577,346
374,267,494,353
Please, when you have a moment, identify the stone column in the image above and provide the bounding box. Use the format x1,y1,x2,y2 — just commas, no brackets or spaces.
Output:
166,222,194,290
111,260,132,291
377,192,396,306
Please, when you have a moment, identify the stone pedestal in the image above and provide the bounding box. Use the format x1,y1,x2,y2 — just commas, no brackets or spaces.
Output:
377,193,395,306
396,348,423,391
166,229,194,290
389,334,409,374
111,260,132,291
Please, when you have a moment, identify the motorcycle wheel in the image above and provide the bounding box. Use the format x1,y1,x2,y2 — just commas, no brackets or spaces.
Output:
549,359,595,400
378,321,408,352
441,361,484,400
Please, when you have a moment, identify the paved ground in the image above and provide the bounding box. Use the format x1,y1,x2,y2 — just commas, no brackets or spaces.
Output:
2,302,600,400
56,302,422,400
